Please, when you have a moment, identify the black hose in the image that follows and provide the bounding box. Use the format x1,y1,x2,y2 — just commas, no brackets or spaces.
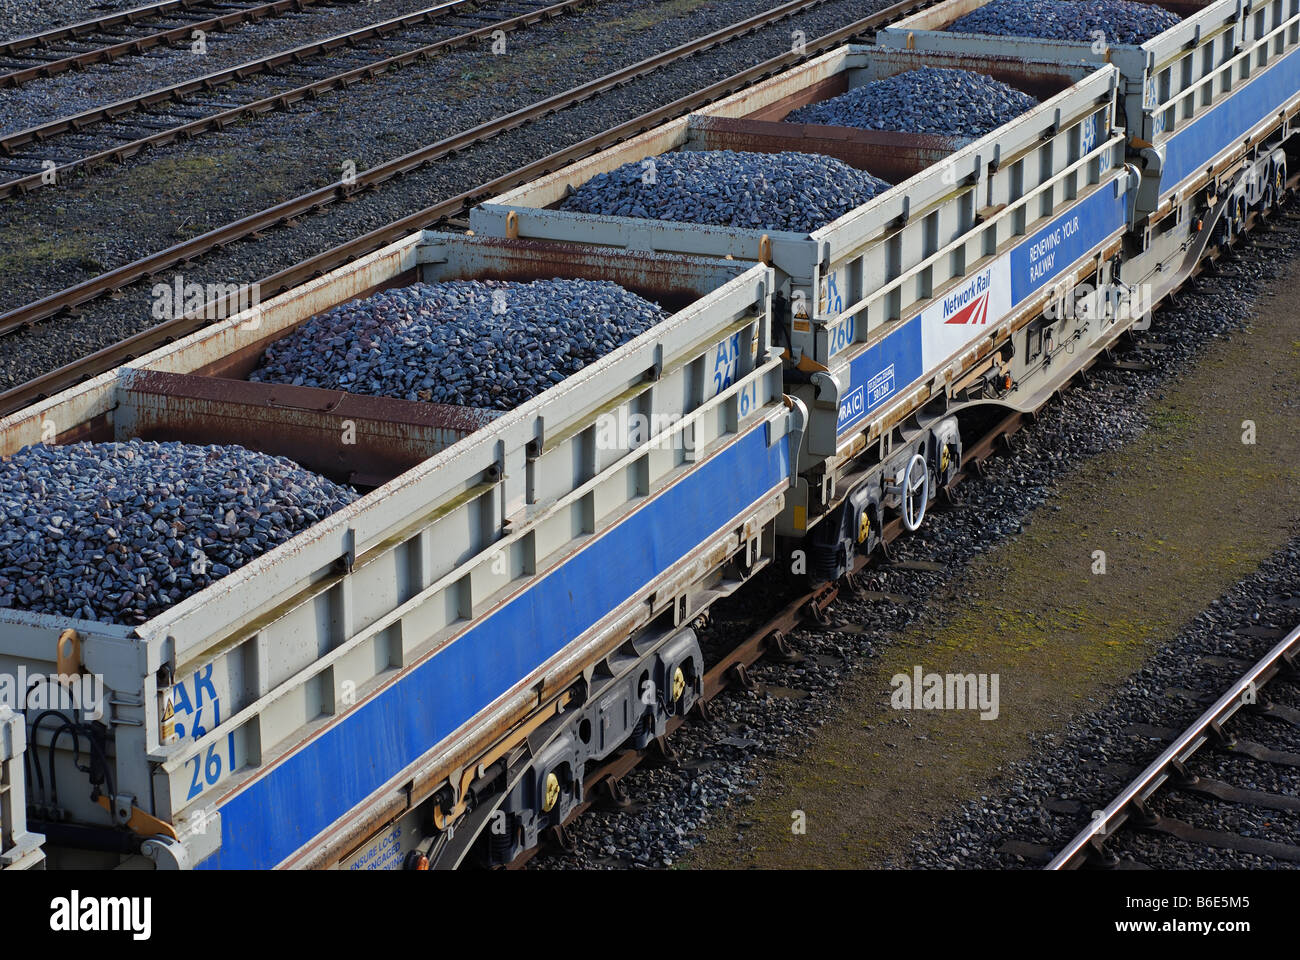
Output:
28,709,79,809
48,720,83,809
83,723,115,799
23,746,41,809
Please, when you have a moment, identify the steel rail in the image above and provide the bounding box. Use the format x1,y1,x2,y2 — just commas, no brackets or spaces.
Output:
0,0,582,198
506,409,1031,868
0,0,934,357
0,0,329,88
1047,623,1300,869
512,300,1286,869
0,0,219,54
0,0,473,158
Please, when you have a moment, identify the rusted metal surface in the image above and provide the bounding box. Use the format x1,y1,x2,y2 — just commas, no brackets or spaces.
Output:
431,235,747,309
1049,622,1300,869
0,0,327,88
0,0,941,417
0,0,596,199
740,74,850,122
690,114,964,184
119,369,495,485
857,48,1083,100
0,367,122,454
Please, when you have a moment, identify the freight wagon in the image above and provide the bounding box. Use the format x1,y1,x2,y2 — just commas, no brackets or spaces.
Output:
4,0,1297,871
879,0,1300,302
473,43,1140,580
0,233,798,869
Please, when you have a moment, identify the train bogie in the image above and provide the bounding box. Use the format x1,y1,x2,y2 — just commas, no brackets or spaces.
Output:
4,0,1297,872
0,233,798,869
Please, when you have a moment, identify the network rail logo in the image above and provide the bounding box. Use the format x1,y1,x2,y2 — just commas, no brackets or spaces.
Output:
940,268,995,326
942,287,992,326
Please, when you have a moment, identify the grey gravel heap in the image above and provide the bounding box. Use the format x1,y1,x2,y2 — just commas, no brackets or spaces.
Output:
0,439,358,625
947,0,1182,45
250,279,666,411
558,150,892,233
784,67,1039,140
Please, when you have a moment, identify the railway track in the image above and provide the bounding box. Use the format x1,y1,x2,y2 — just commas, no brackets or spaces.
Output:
0,0,329,88
516,268,1295,869
0,0,940,416
0,0,595,198
509,199,1297,867
507,409,1030,867
1048,622,1300,869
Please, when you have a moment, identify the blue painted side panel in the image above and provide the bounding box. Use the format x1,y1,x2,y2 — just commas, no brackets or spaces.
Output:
197,423,789,869
1162,44,1300,188
835,183,1127,440
836,318,924,434
1008,186,1128,304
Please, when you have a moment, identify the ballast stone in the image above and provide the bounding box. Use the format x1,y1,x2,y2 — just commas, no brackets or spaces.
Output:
249,278,668,411
784,67,1039,141
947,0,1182,45
0,439,359,625
558,149,892,233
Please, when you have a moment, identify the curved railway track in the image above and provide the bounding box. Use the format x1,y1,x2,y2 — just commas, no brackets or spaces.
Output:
0,0,591,198
0,0,330,87
1048,622,1300,869
0,0,940,415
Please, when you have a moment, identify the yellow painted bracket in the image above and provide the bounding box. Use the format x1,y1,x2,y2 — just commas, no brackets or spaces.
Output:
96,795,179,842
781,349,829,374
56,629,81,680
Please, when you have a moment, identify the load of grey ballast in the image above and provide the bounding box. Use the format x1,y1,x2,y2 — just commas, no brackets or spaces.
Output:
0,439,358,625
558,150,892,233
784,67,1039,140
947,0,1182,45
250,278,667,411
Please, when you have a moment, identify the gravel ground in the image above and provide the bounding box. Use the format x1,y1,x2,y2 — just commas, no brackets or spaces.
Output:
901,555,1300,868
0,0,541,138
0,0,898,389
528,210,1300,869
0,0,138,42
